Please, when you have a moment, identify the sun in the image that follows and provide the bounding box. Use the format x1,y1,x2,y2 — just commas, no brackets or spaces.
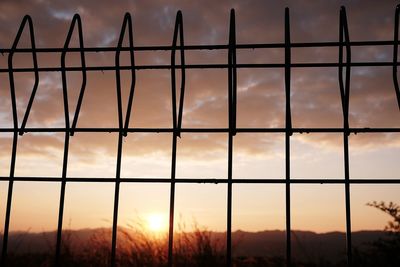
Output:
146,213,167,233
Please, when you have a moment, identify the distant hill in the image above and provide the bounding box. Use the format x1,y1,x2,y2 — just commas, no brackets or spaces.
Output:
0,228,388,263
230,229,386,262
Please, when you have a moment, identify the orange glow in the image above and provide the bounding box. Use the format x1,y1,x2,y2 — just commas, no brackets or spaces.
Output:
146,213,167,233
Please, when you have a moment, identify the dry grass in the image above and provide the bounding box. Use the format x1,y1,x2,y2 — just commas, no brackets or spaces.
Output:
4,221,226,267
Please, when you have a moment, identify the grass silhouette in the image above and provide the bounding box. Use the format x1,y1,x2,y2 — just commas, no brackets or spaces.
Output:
2,202,400,267
4,219,227,267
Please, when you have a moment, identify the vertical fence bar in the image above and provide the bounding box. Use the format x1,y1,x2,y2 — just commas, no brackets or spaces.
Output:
18,18,39,136
122,15,137,137
167,135,177,267
1,16,36,266
284,7,293,267
339,6,352,267
70,17,87,136
227,8,237,267
393,4,400,110
168,10,185,267
111,13,136,267
111,131,123,267
55,14,85,267
1,135,17,267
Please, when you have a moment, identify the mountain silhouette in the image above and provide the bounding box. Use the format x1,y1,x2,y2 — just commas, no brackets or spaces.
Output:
1,228,386,264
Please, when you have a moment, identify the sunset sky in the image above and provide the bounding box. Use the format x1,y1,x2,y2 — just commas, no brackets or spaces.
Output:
0,0,400,237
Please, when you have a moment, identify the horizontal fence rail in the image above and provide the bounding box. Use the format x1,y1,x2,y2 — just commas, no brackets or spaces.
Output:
1,4,400,267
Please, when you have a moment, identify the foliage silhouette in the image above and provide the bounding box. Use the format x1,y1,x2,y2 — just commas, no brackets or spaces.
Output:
352,201,400,267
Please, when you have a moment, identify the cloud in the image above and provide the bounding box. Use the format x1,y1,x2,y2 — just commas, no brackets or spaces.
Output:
0,0,399,170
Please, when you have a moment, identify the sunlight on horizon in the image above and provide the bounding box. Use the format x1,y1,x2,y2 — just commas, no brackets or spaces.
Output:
146,213,168,233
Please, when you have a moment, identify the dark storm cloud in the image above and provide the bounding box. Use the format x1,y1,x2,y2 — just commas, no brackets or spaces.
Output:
0,0,399,161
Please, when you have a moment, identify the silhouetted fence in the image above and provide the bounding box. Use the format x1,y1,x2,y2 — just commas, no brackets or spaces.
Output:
1,5,400,267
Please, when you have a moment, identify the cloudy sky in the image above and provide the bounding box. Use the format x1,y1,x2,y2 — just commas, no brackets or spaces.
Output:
0,0,399,240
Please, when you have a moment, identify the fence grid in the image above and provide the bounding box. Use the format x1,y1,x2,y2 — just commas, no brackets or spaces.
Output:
1,5,400,267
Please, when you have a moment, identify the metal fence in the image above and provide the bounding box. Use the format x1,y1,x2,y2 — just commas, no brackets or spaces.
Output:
1,5,400,267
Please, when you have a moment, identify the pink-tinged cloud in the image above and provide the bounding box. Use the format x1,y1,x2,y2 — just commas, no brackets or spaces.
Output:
0,0,399,168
